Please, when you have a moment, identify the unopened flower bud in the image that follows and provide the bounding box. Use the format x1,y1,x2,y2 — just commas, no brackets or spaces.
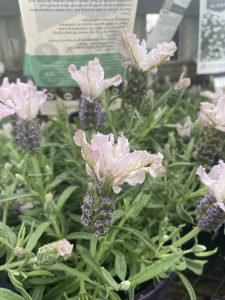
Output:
146,89,154,98
162,235,169,242
13,246,25,258
37,239,73,266
120,280,130,291
44,193,55,217
4,162,12,170
45,165,52,173
192,244,207,253
15,174,25,182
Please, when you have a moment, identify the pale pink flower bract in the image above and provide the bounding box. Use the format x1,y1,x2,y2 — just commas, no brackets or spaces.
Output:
74,130,165,194
69,58,122,102
0,79,46,120
196,161,225,209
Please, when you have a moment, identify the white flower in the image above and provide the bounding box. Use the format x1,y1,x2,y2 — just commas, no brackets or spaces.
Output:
196,161,225,208
200,88,224,104
0,79,47,120
74,130,165,194
177,116,192,138
142,41,177,72
117,29,177,72
57,239,73,259
69,58,122,102
198,95,225,132
117,29,147,70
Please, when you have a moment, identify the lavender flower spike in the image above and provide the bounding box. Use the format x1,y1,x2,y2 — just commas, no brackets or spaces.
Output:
79,96,88,127
81,194,114,237
195,194,225,232
0,79,47,152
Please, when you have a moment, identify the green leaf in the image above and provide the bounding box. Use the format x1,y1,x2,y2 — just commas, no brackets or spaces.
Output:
32,286,45,300
129,251,182,287
152,88,173,111
111,209,124,224
25,221,50,252
120,227,155,252
185,258,207,275
8,273,32,300
0,222,16,247
0,288,25,300
47,263,97,285
195,248,217,257
101,267,120,291
176,204,193,224
66,232,92,240
0,237,14,249
113,250,127,281
56,186,77,214
0,193,33,203
176,272,196,300
25,270,55,278
76,245,102,279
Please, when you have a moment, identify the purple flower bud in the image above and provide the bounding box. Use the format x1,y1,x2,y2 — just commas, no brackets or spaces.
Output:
94,101,102,128
195,194,225,232
16,118,40,152
81,194,115,237
79,96,88,127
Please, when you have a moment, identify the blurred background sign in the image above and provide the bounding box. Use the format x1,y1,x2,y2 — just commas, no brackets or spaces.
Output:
18,0,138,87
147,0,192,49
197,0,225,75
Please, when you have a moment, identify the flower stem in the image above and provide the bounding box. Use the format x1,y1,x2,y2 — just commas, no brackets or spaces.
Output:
0,257,37,272
2,203,8,224
96,214,127,262
90,235,97,258
31,154,44,200
172,226,201,248
51,218,62,239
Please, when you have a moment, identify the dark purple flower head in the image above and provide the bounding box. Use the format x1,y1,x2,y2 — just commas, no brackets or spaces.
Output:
195,194,225,232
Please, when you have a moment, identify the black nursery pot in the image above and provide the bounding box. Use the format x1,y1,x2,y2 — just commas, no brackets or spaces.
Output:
134,280,168,300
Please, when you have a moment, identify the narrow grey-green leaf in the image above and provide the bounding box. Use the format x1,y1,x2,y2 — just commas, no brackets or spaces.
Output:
77,245,102,279
176,272,196,300
0,222,16,247
25,221,50,252
113,250,127,281
129,251,182,287
66,232,92,240
101,267,120,291
47,263,97,285
0,288,25,300
0,193,33,203
56,186,77,214
195,248,217,257
185,258,207,275
32,286,45,300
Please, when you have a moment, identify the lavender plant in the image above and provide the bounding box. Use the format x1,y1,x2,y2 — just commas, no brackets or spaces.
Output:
0,29,219,300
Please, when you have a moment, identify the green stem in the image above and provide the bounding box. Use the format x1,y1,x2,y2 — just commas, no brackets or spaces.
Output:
90,235,97,258
31,154,44,200
0,257,37,272
96,214,127,262
51,218,62,239
172,226,201,248
2,203,8,224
